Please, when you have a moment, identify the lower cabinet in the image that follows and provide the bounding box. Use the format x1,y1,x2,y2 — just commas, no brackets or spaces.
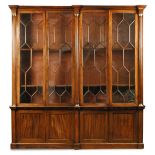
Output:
13,110,74,148
11,109,143,149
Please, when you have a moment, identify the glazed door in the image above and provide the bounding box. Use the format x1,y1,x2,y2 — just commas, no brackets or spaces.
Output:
46,11,74,106
18,11,46,105
80,11,108,106
111,11,138,105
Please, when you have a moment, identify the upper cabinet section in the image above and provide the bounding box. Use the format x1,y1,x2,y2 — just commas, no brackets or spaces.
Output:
10,5,146,106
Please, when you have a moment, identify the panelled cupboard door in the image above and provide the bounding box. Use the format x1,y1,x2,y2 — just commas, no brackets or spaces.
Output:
80,110,108,143
16,110,45,143
80,11,108,105
46,111,74,143
18,11,46,105
109,110,137,143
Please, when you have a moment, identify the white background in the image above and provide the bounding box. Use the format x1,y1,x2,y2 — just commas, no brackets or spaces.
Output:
0,0,154,154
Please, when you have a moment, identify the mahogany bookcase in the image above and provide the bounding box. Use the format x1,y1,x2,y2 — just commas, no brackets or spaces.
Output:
10,5,146,149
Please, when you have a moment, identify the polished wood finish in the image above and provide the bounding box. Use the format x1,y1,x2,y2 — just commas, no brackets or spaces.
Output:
46,111,74,143
109,110,137,143
10,5,146,149
80,110,108,143
16,110,45,143
137,6,145,105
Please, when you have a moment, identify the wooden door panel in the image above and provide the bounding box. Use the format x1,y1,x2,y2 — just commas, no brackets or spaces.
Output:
109,110,137,143
16,110,45,143
46,111,74,143
80,110,108,143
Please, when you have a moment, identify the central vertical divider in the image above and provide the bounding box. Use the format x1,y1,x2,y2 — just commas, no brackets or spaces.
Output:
107,10,112,143
107,10,112,106
44,11,48,106
73,6,80,149
44,10,48,143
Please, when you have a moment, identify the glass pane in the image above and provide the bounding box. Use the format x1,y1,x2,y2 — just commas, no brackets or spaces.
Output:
48,12,72,104
82,12,107,103
20,13,43,103
112,13,135,103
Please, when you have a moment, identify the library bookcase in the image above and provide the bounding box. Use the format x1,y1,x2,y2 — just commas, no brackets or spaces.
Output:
10,5,146,149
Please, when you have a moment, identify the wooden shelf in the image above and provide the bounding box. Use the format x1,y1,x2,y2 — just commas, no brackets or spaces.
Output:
20,48,43,51
49,48,72,52
49,85,71,87
83,48,134,51
83,47,106,50
112,48,135,51
21,85,42,87
83,84,135,87
83,84,106,87
112,84,135,87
